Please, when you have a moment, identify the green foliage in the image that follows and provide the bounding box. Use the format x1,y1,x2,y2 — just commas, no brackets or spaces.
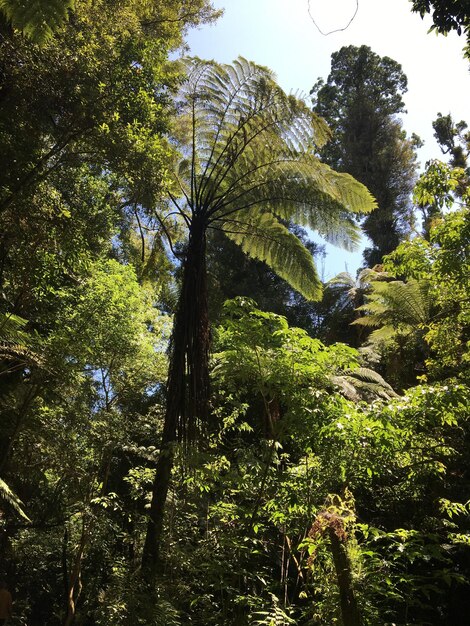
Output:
171,56,376,301
3,1,470,623
432,113,470,172
48,259,169,400
411,0,470,37
414,160,465,209
319,268,383,346
0,476,30,521
94,563,181,626
383,168,470,382
312,45,419,265
252,595,296,625
0,0,74,43
353,278,432,340
413,159,467,237
206,225,325,334
213,297,362,440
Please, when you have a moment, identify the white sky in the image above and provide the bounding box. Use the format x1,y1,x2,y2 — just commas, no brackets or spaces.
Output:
186,0,470,278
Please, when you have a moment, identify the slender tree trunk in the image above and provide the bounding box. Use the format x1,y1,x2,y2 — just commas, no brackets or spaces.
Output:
142,216,210,579
328,526,361,626
63,519,88,626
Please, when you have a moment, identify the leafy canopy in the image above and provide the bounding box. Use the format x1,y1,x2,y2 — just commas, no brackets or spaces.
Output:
168,56,376,300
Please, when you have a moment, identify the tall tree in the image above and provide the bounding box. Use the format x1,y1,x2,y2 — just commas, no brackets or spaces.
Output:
311,45,419,266
142,57,376,574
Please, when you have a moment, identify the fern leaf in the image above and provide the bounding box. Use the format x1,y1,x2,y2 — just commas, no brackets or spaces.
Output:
221,211,322,301
0,0,74,43
0,477,31,522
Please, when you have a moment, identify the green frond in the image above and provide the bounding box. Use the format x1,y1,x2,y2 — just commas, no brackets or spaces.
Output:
0,313,42,374
220,211,322,301
351,312,385,327
368,325,401,344
0,477,31,522
353,279,431,332
253,594,296,625
333,367,397,401
328,271,357,289
0,343,43,373
172,57,379,299
326,168,377,214
0,312,28,343
349,367,397,390
0,0,74,43
210,156,374,251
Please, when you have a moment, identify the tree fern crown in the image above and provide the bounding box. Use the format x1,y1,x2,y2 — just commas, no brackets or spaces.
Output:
169,57,377,300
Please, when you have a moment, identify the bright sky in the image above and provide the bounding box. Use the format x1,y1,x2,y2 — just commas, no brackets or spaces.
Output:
187,0,470,278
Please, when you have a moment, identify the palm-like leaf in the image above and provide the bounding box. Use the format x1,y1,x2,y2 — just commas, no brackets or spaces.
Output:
170,57,376,301
0,313,42,374
0,477,31,522
0,312,28,343
327,267,386,312
333,366,398,402
352,278,432,343
222,211,322,299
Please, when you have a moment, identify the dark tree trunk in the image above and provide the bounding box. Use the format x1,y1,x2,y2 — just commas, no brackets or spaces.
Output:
142,215,210,579
328,526,361,626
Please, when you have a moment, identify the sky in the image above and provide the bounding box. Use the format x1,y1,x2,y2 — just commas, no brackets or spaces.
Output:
186,0,470,279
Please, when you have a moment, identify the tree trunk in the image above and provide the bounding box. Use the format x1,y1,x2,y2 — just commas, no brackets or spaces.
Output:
63,519,88,626
142,215,210,579
328,526,361,626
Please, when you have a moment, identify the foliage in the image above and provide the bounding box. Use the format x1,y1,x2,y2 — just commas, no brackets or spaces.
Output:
252,595,296,625
0,0,74,43
0,476,30,522
3,1,470,624
432,113,470,172
141,55,376,574
312,45,419,265
206,225,326,333
172,56,376,301
411,0,470,54
384,176,470,382
413,159,467,237
353,278,432,341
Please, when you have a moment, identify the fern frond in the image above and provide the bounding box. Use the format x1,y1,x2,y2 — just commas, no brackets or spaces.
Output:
0,312,28,343
0,313,42,374
333,367,398,401
351,367,394,387
0,0,74,43
253,594,296,625
354,279,431,330
177,57,376,254
0,477,31,522
220,211,322,301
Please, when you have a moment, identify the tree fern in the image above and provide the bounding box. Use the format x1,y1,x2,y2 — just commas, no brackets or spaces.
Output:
171,57,376,300
143,57,377,572
333,366,398,401
352,278,432,344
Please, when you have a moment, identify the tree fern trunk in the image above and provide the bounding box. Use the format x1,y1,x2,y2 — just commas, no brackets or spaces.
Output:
328,526,361,626
142,216,210,578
